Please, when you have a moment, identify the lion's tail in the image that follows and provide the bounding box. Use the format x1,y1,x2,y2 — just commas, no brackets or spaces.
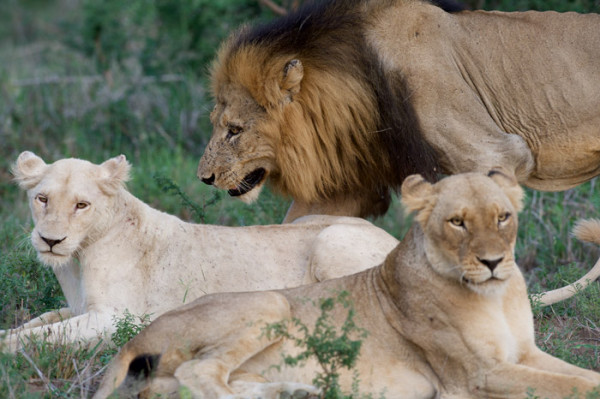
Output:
537,218,600,306
92,342,161,399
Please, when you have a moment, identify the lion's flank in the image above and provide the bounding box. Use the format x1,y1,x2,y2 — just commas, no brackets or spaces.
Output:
212,0,441,215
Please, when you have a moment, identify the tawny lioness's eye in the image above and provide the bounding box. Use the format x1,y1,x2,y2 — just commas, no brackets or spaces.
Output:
498,212,511,223
76,202,89,210
449,217,464,227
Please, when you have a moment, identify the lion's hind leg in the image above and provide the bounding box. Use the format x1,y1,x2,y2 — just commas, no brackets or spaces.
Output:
166,291,293,398
94,291,292,399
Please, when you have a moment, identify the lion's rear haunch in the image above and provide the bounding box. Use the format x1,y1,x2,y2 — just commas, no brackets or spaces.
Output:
205,0,442,217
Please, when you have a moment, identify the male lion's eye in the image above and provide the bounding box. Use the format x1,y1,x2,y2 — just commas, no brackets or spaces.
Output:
226,124,243,138
449,217,464,227
76,202,89,210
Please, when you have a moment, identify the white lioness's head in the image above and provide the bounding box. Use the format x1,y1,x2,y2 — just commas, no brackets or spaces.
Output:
12,151,130,268
401,170,524,296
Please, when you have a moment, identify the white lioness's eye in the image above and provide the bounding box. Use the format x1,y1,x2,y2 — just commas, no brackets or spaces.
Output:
449,217,464,227
36,195,48,204
76,202,89,210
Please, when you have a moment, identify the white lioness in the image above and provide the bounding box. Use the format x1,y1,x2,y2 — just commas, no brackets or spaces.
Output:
2,151,398,351
95,171,600,399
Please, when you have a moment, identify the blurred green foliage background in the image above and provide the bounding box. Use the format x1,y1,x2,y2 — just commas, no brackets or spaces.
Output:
0,0,599,396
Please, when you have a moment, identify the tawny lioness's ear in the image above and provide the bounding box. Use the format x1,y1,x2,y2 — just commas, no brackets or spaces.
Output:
487,169,524,212
99,154,131,194
12,151,47,190
401,174,436,226
280,59,303,100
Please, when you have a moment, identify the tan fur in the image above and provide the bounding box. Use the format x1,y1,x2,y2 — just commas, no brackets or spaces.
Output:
198,0,600,222
1,151,398,352
94,172,600,399
538,218,600,305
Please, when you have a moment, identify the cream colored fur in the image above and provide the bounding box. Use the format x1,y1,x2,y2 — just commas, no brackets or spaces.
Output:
94,171,600,399
198,0,600,221
1,151,398,352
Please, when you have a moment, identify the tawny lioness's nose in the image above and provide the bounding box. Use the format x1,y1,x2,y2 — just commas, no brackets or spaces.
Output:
478,257,503,272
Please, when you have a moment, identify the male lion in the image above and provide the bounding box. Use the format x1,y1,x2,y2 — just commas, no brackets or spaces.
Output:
197,0,600,222
2,151,398,351
94,171,600,399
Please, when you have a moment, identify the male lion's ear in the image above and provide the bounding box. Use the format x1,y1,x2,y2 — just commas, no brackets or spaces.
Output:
280,59,304,101
12,151,47,190
401,174,436,226
100,154,131,194
487,169,524,212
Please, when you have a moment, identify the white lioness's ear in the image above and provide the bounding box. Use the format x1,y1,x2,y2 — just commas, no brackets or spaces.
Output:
100,154,131,194
12,151,47,190
401,174,436,226
487,169,524,212
280,59,303,101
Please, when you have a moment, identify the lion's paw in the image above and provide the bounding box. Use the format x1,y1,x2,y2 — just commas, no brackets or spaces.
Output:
227,381,321,399
278,388,321,399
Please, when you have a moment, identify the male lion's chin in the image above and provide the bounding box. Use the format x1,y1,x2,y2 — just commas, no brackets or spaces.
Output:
37,252,72,268
236,184,265,204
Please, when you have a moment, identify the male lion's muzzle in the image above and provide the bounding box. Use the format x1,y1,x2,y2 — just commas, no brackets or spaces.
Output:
228,168,266,197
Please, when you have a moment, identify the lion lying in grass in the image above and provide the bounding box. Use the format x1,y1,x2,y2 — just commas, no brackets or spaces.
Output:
1,151,398,352
94,171,600,399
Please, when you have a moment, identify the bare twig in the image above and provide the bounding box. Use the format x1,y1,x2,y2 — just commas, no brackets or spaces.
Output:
0,361,17,399
259,0,288,15
19,348,59,393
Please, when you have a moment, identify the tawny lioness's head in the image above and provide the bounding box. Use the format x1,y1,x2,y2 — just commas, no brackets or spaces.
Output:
12,151,130,268
401,170,524,295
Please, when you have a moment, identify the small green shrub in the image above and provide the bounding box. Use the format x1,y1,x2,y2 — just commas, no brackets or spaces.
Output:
99,310,152,366
264,291,371,399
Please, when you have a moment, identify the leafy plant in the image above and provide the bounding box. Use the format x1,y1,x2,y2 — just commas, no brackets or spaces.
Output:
110,310,151,349
153,174,221,223
264,291,371,399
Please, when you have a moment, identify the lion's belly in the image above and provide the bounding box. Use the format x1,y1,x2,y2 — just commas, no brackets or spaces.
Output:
242,343,437,399
523,124,600,191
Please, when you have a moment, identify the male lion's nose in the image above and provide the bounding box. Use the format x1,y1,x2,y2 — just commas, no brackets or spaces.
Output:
478,257,503,272
201,174,215,185
41,236,66,250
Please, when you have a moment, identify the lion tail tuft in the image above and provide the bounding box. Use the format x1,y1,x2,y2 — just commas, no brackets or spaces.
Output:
572,218,600,245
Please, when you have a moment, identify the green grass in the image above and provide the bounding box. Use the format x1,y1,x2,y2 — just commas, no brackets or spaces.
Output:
0,0,599,397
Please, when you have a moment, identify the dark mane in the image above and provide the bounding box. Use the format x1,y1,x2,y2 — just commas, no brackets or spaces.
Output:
233,0,368,75
231,0,442,214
